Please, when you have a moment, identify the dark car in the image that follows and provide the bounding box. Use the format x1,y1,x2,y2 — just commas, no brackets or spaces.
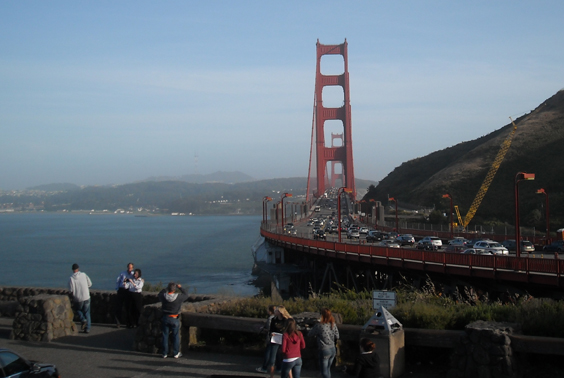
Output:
0,348,59,377
543,240,564,252
501,239,535,253
313,229,326,240
366,230,387,243
396,234,415,246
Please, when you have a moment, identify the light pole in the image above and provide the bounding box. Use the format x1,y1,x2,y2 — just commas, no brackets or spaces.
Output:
536,188,550,245
280,193,292,231
369,199,376,226
515,172,535,257
262,196,272,227
389,197,398,232
442,193,453,239
338,187,353,243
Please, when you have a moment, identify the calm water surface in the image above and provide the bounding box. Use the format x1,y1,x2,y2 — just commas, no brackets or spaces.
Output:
0,213,261,296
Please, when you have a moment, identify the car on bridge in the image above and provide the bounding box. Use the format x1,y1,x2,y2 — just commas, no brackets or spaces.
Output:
313,229,326,240
473,240,509,255
359,227,369,235
542,240,564,252
396,234,415,246
417,236,442,249
448,237,470,247
501,239,535,253
377,239,400,248
461,248,493,255
366,230,388,243
347,229,360,239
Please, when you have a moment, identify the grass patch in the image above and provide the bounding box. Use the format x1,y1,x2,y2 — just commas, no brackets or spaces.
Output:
215,279,564,338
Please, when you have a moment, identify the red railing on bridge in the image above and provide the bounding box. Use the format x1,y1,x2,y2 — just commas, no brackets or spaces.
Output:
260,229,564,289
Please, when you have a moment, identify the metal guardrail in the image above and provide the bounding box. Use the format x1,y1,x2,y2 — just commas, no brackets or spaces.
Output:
260,229,564,289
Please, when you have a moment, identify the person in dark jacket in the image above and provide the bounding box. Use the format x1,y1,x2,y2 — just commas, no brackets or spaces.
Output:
158,282,189,358
256,304,277,373
352,338,381,378
265,305,291,378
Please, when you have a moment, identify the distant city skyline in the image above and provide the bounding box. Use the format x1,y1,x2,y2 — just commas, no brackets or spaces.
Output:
2,2,564,190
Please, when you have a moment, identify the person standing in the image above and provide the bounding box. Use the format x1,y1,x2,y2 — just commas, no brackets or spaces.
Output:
68,263,92,334
308,308,340,378
125,268,144,328
114,262,134,328
280,318,306,378
256,304,277,373
265,305,291,378
158,282,189,358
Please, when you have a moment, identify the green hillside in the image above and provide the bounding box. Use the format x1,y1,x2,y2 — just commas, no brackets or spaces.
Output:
365,90,564,230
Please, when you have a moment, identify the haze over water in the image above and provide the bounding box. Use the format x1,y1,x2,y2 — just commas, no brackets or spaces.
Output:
0,213,261,296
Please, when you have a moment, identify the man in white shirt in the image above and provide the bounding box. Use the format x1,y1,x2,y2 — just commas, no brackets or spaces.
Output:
114,262,134,328
68,263,93,333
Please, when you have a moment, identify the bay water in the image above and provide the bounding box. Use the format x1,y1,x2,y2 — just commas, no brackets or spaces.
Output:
0,213,261,296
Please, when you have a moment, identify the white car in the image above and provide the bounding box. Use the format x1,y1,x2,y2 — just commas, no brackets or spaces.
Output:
473,240,509,255
347,229,360,239
359,227,369,234
417,236,442,249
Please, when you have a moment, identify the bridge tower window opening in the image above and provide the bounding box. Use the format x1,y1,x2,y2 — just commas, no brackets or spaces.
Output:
320,53,344,76
321,86,345,108
329,131,344,188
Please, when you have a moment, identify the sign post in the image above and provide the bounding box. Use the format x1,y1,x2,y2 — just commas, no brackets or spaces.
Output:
373,290,397,309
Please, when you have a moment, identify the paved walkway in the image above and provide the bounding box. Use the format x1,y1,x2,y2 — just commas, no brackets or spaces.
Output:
0,318,442,377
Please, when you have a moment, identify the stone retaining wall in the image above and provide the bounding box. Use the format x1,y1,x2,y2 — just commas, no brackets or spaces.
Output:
0,286,162,324
0,286,221,326
10,294,77,342
134,295,237,354
448,321,520,378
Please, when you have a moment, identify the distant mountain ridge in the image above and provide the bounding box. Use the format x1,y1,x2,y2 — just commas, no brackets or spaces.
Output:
10,175,378,215
144,171,255,184
27,183,80,191
365,90,564,228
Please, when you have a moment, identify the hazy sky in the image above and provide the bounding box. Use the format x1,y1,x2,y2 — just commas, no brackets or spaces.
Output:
2,1,563,190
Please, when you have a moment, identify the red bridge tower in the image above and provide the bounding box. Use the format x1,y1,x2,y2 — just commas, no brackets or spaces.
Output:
307,40,356,201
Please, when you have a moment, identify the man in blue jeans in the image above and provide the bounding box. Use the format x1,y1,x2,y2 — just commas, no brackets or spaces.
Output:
158,282,189,358
68,263,92,333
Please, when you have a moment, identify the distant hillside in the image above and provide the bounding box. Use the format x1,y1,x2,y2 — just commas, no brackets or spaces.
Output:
27,183,80,191
145,171,254,184
37,177,308,214
365,90,564,229
1,175,377,215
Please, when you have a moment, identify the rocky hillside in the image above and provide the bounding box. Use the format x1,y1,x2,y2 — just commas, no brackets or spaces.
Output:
365,90,564,228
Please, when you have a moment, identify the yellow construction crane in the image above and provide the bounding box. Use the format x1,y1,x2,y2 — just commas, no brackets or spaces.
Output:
454,205,463,228
460,117,518,228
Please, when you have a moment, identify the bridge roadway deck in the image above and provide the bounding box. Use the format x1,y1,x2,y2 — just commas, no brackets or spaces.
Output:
261,228,564,290
0,318,444,378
